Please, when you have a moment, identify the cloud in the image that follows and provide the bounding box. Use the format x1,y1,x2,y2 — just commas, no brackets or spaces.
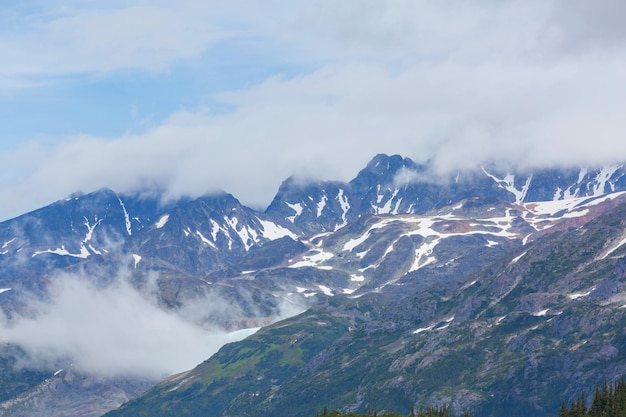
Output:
543,0,626,54
0,269,269,378
1,0,625,221
2,57,626,220
0,1,231,80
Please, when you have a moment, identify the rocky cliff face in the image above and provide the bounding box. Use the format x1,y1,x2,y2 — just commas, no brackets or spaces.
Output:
0,366,154,417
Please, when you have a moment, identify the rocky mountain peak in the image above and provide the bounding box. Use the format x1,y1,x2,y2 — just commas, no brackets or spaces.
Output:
350,153,423,191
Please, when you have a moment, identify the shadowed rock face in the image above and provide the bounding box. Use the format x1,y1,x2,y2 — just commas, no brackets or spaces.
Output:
0,366,155,417
616,256,626,278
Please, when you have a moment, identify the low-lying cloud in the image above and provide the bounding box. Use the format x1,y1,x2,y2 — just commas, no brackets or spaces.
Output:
0,269,283,379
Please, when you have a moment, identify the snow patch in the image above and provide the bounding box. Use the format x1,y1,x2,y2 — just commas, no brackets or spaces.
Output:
285,202,303,223
229,220,256,251
132,254,142,268
378,189,399,214
155,214,169,229
482,168,532,204
32,244,90,259
593,164,622,196
2,238,16,249
318,285,334,296
343,232,371,252
413,324,434,334
568,288,595,300
382,244,395,258
375,185,383,204
196,231,217,249
520,194,617,231
601,236,626,259
0,288,12,295
259,219,297,240
510,251,527,264
316,195,327,218
460,280,477,290
210,219,221,241
335,189,350,230
343,217,403,252
83,217,102,243
289,251,334,269
88,245,102,255
117,196,132,235
578,168,588,184
408,238,438,272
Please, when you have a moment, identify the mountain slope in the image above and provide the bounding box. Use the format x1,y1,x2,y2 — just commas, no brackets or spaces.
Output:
104,195,626,417
0,366,153,417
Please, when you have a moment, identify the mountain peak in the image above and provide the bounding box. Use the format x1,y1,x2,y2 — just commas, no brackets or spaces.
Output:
351,154,422,191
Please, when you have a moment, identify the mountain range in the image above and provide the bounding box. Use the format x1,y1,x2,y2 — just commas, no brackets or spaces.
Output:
1,154,626,416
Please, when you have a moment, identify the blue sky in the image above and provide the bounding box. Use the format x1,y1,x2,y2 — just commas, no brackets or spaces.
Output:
0,44,295,142
0,1,304,142
1,0,626,220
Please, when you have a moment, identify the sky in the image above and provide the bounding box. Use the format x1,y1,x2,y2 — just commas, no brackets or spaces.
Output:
1,0,626,221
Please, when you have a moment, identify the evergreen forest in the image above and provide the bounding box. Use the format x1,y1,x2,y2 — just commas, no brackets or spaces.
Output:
559,378,626,417
314,405,471,417
313,378,626,417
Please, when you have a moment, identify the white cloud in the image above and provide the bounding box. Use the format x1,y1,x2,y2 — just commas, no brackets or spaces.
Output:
2,56,626,220
0,270,263,378
0,0,625,220
0,1,230,79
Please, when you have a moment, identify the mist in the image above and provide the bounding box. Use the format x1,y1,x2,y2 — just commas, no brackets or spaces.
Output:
0,268,298,379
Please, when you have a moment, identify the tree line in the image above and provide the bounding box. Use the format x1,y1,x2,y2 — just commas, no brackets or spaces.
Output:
313,378,626,417
314,405,472,417
559,378,626,417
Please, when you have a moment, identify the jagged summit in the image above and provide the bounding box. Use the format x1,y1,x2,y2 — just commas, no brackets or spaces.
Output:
350,153,421,189
3,154,626,277
266,154,626,235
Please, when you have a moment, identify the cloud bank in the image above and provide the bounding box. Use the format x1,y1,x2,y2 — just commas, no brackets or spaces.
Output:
0,270,265,379
0,1,625,220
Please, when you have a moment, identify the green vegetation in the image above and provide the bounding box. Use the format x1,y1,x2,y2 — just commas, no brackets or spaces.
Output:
559,378,626,417
314,405,471,417
0,346,51,403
